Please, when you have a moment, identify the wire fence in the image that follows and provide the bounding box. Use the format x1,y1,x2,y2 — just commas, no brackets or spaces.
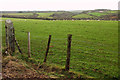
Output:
2,19,118,78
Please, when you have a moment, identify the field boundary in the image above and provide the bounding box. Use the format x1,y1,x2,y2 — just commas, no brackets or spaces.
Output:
4,19,74,72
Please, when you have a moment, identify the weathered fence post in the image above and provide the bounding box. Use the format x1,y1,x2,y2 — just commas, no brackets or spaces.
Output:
44,35,51,63
12,27,15,52
28,32,31,57
15,38,22,54
13,27,22,54
5,24,8,49
5,19,15,53
65,34,72,71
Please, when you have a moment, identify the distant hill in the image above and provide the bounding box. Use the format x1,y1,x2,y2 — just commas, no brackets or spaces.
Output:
72,9,118,20
69,10,86,14
1,9,118,20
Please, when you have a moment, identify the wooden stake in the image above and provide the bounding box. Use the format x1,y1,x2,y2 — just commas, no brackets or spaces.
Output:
12,27,15,52
5,25,8,49
65,34,72,71
15,38,22,54
5,19,15,54
28,32,31,57
12,28,22,54
44,35,51,63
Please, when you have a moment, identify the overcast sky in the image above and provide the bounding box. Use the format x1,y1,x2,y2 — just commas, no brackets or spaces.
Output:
0,0,119,11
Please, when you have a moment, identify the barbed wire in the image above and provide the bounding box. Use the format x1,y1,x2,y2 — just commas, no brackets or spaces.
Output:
2,28,117,56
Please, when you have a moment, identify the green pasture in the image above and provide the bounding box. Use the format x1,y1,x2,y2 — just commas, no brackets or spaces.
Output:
72,14,94,18
37,12,54,18
1,18,118,78
88,12,108,16
107,10,118,14
2,12,54,18
88,10,118,17
2,13,33,16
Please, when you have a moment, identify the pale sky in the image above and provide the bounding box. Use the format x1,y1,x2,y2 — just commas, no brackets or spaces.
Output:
0,0,119,11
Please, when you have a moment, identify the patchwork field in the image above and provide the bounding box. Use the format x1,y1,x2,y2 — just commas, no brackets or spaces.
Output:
1,18,118,78
88,11,117,17
37,12,54,18
2,13,33,15
72,14,94,18
1,10,118,20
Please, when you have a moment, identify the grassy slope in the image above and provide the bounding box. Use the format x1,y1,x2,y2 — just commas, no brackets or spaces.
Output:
107,10,118,14
37,12,54,18
88,12,108,16
72,14,94,18
2,12,63,19
88,11,118,16
2,13,33,15
1,10,118,19
2,18,118,78
72,10,118,18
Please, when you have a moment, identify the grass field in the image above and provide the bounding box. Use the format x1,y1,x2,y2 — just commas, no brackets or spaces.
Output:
2,13,33,16
37,12,54,18
72,14,94,18
107,11,118,14
2,12,54,18
88,11,118,17
88,12,109,16
1,18,118,78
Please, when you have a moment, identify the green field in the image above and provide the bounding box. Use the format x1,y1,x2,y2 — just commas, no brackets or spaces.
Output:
1,10,118,20
1,18,118,78
2,13,33,16
72,14,94,18
107,11,118,14
2,12,54,18
88,12,108,16
37,12,54,18
88,11,118,17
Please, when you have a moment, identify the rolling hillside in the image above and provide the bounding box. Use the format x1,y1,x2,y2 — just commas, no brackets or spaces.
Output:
1,9,118,20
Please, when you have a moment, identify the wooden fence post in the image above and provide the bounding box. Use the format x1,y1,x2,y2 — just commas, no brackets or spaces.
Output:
15,38,23,54
5,25,8,49
12,27,15,52
65,34,72,71
5,19,15,53
13,27,22,54
28,32,31,57
44,35,51,63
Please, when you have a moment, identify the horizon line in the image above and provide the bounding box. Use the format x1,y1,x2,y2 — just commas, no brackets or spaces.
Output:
0,9,118,12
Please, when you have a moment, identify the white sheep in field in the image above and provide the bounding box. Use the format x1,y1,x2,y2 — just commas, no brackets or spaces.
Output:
86,20,89,22
0,20,4,21
72,19,75,21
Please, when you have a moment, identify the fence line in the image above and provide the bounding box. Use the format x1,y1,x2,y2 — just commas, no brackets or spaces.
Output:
4,19,75,71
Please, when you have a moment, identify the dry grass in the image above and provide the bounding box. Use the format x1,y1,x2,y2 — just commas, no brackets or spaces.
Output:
2,56,49,79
